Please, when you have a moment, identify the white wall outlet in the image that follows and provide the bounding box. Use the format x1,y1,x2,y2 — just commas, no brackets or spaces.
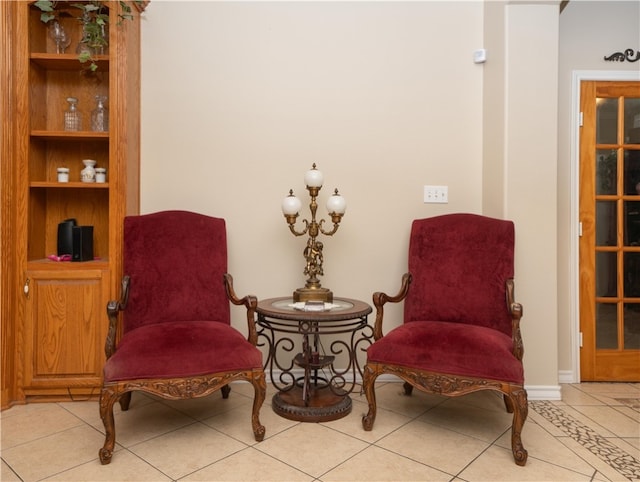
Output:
424,185,448,204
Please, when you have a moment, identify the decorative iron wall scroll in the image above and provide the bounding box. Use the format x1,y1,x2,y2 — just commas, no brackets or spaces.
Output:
604,49,640,62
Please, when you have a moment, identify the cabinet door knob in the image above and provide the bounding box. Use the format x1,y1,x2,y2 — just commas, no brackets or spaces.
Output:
23,278,30,298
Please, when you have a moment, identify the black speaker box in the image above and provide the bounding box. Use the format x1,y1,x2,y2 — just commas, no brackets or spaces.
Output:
72,225,94,262
57,218,77,256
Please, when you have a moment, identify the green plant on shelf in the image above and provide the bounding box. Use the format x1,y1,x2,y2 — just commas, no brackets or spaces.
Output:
34,1,138,72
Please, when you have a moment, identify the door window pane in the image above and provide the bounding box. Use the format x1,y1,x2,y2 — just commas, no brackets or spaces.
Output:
596,251,617,297
624,98,640,144
625,201,640,246
624,149,640,194
625,252,640,297
596,201,617,246
597,98,618,144
623,303,640,349
596,303,618,349
597,149,617,195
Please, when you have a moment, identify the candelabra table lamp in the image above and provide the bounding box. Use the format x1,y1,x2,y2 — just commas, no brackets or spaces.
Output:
281,163,346,302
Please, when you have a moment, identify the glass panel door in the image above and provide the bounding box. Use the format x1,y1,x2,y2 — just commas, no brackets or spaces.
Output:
580,81,640,380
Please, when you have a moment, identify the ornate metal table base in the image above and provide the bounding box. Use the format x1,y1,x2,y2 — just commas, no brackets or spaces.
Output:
272,386,352,422
256,297,372,423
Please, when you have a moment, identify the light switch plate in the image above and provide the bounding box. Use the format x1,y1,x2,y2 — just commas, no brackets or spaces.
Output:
424,185,448,204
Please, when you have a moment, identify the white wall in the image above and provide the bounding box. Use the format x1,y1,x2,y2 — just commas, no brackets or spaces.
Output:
141,1,484,330
140,1,566,392
503,2,560,391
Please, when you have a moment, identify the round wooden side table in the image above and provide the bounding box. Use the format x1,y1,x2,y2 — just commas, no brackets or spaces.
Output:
256,297,372,422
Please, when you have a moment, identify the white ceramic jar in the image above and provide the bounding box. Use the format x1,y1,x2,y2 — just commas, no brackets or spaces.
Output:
57,167,69,183
95,167,106,183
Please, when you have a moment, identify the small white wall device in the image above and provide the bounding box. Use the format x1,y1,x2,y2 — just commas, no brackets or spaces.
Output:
473,48,487,64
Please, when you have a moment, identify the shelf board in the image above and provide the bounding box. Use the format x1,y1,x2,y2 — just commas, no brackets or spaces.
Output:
27,258,109,270
30,181,109,189
30,130,109,141
294,353,335,369
30,53,109,72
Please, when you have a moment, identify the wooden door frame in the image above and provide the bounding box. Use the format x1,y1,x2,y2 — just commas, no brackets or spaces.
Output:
570,70,640,383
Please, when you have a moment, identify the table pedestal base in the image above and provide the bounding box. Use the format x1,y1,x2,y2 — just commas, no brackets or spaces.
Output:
272,386,352,422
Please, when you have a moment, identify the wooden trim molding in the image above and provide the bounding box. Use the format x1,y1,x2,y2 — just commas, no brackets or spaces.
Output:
1,1,18,410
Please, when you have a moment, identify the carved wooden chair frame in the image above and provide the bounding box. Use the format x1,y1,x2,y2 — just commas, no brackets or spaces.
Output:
99,274,266,465
361,273,529,466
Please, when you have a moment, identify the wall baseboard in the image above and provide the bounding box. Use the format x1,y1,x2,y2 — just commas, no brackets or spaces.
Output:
558,370,577,384
525,384,562,400
263,370,563,401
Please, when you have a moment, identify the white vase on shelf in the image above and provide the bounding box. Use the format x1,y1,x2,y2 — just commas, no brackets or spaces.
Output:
81,159,96,182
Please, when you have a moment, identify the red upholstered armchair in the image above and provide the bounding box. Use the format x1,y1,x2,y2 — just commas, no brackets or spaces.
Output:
362,213,528,466
98,211,266,465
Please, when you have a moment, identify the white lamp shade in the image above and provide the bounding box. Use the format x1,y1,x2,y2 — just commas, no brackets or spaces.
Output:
326,192,346,214
304,166,324,187
282,193,302,215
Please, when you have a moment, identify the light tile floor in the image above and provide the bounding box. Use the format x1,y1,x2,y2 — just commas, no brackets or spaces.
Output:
1,382,639,481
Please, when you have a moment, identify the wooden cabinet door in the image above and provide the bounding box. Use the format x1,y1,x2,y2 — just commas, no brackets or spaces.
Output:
23,269,109,396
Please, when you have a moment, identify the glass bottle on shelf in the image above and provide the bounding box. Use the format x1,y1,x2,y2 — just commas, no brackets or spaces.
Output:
64,97,82,131
95,24,108,55
76,11,93,56
48,20,71,54
91,95,108,132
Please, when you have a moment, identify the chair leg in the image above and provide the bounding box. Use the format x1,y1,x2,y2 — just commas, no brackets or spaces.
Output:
403,381,414,396
119,391,132,411
361,365,379,431
221,384,231,399
98,386,119,465
503,393,514,413
508,388,529,466
250,371,266,442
